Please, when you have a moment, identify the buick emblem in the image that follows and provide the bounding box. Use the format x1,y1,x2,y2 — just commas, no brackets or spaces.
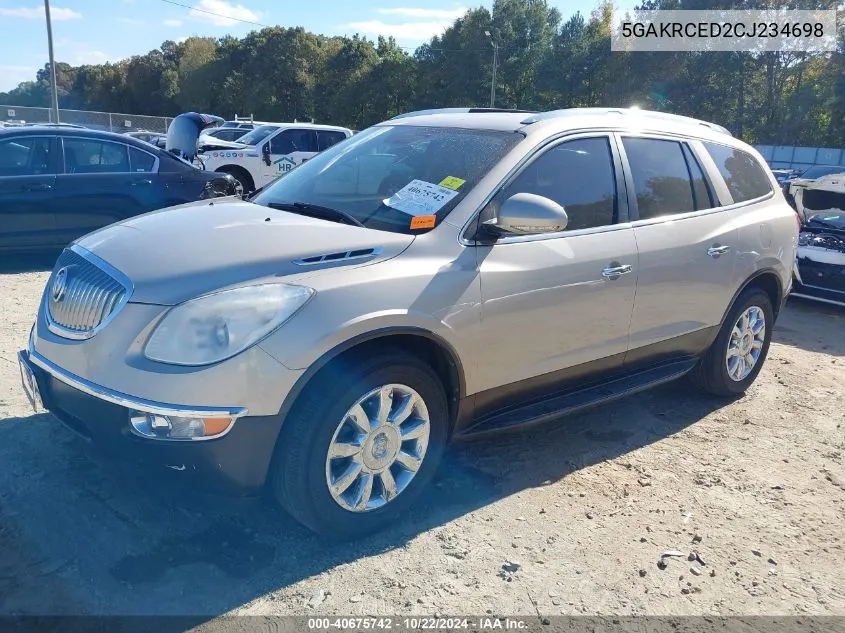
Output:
52,267,69,302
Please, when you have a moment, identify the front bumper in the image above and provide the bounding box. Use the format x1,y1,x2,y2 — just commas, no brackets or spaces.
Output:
19,348,283,496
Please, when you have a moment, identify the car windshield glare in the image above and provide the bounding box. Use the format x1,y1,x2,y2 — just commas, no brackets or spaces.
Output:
251,125,523,234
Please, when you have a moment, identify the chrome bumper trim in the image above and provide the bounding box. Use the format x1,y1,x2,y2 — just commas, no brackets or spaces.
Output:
26,348,248,419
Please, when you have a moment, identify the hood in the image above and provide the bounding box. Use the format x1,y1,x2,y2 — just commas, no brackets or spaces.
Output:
165,112,223,162
75,200,414,305
198,137,248,152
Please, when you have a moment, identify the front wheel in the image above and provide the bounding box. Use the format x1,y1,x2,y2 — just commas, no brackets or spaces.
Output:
689,288,774,397
270,351,449,539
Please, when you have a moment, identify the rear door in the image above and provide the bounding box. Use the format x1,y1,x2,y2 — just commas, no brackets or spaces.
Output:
0,135,59,250
618,134,738,365
53,136,161,243
316,129,349,152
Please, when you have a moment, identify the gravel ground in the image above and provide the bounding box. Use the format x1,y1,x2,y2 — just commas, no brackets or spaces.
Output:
0,254,843,620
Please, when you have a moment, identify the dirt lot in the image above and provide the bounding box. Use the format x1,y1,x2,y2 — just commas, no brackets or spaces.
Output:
0,255,843,620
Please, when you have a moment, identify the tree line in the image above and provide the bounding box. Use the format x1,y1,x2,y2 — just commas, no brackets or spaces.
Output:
2,0,843,146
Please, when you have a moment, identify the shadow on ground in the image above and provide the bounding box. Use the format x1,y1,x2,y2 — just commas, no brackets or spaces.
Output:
774,297,845,356
0,376,726,620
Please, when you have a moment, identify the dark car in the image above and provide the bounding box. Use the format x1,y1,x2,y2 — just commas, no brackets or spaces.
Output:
0,126,238,252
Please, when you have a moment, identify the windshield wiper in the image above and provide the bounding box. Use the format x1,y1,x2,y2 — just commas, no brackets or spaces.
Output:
266,201,364,227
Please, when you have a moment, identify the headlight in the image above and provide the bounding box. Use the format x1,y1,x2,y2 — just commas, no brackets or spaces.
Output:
144,283,314,366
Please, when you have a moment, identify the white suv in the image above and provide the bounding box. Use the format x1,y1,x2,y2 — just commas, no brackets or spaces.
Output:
199,123,352,192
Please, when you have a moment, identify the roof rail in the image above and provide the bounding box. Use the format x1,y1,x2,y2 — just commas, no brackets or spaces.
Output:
391,107,537,120
520,108,732,136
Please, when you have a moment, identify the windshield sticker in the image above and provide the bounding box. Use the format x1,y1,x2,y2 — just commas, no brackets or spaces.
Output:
438,176,466,190
384,179,459,217
410,215,437,230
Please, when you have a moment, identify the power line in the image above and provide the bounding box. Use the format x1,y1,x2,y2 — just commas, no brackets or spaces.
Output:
158,0,270,28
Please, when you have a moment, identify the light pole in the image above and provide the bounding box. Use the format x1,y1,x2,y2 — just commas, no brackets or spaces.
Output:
484,30,498,108
44,0,60,123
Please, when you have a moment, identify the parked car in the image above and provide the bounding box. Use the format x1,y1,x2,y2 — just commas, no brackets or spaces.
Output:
199,127,251,144
198,122,353,193
19,107,797,538
782,164,845,207
0,125,239,252
790,168,845,307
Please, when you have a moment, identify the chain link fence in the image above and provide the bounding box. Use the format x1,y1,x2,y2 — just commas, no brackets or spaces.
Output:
1,105,172,134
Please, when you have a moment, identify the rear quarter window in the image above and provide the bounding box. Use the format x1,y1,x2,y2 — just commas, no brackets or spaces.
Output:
703,142,773,203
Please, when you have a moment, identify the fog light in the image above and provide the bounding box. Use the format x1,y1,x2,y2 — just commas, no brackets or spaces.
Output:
129,411,234,440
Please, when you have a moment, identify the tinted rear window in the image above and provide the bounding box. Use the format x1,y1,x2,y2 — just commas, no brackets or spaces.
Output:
703,142,772,202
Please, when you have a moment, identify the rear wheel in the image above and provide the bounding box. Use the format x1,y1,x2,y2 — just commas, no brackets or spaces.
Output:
689,288,774,396
270,350,448,539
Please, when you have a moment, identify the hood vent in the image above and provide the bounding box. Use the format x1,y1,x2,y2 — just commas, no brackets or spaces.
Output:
293,247,382,266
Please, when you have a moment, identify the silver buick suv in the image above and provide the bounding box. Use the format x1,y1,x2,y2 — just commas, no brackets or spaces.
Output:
19,107,798,538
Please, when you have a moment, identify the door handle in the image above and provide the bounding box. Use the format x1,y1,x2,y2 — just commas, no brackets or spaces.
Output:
707,244,731,258
24,183,53,192
601,264,633,280
129,179,153,186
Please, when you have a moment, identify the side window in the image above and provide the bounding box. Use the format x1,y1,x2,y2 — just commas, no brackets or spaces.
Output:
128,146,156,172
270,129,317,155
0,137,55,176
317,130,348,151
682,144,714,210
622,137,698,220
703,142,773,203
63,138,129,174
498,137,618,231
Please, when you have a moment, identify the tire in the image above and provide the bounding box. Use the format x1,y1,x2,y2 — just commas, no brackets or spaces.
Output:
270,350,449,539
689,287,774,397
216,166,254,194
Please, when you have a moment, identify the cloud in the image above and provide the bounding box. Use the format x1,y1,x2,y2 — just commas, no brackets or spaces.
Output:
189,0,261,26
344,20,453,40
0,65,37,92
164,18,183,26
376,7,466,20
0,6,81,20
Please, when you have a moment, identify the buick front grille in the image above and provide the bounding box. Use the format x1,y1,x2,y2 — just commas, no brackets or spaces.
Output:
45,247,132,339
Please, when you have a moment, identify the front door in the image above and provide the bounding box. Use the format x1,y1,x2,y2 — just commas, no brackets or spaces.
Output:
0,135,59,250
258,128,318,187
475,135,638,398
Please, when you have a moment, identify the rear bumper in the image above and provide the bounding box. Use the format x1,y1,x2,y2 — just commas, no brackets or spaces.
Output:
19,349,282,497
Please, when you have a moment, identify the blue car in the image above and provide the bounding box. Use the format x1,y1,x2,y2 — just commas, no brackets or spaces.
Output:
0,125,238,252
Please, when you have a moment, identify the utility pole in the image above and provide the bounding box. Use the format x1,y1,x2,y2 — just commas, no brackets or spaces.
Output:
44,0,60,123
485,31,498,108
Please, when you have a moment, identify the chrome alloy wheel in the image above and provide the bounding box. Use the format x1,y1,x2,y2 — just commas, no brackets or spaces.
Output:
325,384,430,512
726,306,766,382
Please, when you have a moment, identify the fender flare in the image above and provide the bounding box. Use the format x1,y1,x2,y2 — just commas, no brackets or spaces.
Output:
273,326,467,423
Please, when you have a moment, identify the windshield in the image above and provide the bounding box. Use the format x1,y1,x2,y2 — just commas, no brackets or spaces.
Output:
237,125,280,146
807,212,845,230
251,124,522,234
799,165,845,180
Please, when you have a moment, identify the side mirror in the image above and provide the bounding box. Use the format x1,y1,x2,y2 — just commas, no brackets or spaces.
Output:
261,143,271,166
484,192,568,236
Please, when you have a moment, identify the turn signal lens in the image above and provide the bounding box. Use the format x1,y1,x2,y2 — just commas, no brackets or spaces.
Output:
129,411,234,440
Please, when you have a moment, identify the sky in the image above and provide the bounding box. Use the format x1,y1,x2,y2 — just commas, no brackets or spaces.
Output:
0,0,638,92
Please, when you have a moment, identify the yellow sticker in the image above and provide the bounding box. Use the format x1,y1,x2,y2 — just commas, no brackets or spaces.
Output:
410,215,437,230
439,176,466,191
